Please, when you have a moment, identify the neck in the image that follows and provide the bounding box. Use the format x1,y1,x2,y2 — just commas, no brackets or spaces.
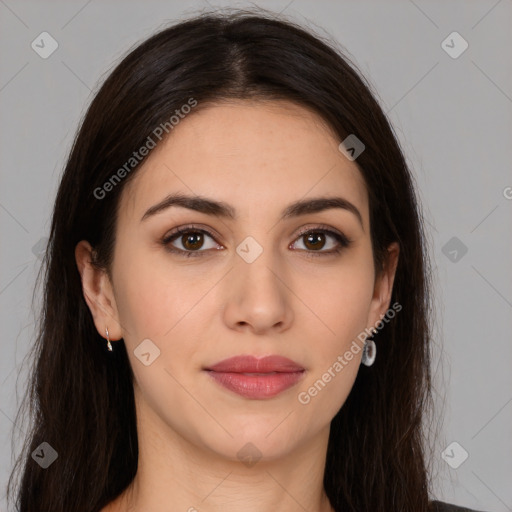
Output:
105,388,335,512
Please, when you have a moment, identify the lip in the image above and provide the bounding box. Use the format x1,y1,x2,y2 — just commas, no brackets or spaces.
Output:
203,355,306,399
205,355,305,373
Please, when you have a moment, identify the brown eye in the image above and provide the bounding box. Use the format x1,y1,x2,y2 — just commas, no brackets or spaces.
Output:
180,231,205,251
303,232,327,251
291,227,351,256
162,224,351,259
162,227,220,257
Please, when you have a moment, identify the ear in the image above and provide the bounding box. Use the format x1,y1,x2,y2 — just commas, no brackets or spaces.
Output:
367,242,400,329
74,240,123,341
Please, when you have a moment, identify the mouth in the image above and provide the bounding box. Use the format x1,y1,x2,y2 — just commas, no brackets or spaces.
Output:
203,355,306,399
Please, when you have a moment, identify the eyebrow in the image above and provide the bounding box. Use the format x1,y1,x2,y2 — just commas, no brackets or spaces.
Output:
140,192,364,229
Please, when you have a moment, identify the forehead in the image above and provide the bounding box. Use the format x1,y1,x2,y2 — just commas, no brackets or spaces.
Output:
120,100,369,226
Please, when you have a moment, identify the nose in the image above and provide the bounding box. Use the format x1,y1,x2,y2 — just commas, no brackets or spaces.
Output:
222,248,294,335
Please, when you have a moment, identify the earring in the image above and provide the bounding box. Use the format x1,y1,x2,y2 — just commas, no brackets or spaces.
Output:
105,327,113,352
361,328,377,367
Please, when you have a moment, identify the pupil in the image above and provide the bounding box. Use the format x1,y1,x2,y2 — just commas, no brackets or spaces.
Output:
184,232,203,250
306,232,324,250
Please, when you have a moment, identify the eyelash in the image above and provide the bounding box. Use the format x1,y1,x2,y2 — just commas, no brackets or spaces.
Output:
160,224,352,259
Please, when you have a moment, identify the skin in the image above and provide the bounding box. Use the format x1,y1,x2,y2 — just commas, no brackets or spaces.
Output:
75,99,399,512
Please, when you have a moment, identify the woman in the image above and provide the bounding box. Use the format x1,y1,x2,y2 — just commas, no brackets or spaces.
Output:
6,9,486,512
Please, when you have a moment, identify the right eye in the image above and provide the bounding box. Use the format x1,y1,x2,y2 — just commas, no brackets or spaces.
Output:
161,226,222,257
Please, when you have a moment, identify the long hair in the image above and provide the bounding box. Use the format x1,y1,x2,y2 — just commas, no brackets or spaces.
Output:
7,9,435,511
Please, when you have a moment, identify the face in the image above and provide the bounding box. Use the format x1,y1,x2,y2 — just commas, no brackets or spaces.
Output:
77,99,398,463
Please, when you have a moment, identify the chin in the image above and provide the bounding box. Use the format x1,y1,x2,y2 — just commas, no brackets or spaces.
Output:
202,428,299,464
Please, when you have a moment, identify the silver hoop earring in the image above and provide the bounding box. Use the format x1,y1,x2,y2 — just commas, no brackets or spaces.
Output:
361,328,377,367
105,327,113,352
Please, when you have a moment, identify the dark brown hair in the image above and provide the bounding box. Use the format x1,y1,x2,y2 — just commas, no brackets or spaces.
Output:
7,8,436,511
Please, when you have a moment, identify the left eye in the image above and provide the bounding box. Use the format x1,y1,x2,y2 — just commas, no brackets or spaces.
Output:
161,226,351,257
291,229,349,254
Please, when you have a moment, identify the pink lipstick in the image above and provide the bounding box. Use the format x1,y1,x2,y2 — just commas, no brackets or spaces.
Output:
203,355,305,399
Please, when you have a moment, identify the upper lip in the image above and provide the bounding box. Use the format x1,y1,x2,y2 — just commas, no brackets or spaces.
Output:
204,355,305,373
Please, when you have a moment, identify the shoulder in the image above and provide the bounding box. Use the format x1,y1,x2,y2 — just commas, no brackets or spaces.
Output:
430,500,488,512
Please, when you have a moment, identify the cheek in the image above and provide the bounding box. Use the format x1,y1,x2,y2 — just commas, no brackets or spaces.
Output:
294,274,372,424
111,247,218,399
112,249,207,398
296,255,375,347
112,245,202,340
294,250,374,407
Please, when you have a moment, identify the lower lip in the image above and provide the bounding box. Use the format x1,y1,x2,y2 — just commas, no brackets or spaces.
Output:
205,371,305,399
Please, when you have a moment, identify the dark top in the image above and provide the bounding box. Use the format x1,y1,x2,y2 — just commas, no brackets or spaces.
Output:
431,500,487,512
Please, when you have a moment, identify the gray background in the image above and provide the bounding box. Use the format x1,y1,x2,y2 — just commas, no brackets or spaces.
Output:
1,1,511,511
